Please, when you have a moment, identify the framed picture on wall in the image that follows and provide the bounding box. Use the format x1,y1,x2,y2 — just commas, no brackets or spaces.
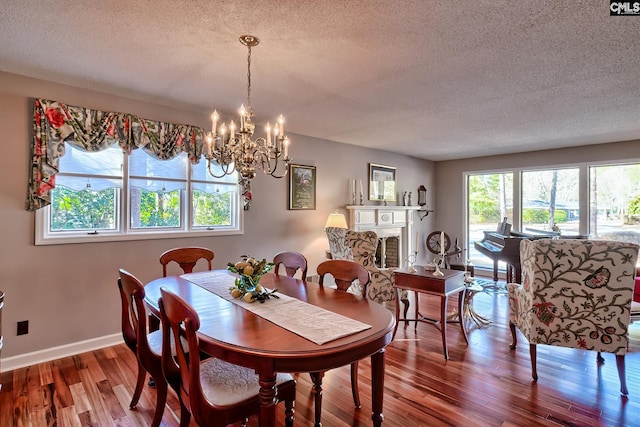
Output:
369,163,396,202
288,164,316,210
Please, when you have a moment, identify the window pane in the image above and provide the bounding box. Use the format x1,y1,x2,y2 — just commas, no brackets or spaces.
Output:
467,173,513,270
590,163,640,244
192,182,236,227
130,178,182,229
192,158,239,184
50,184,118,231
521,168,579,235
56,175,122,192
59,143,123,177
129,149,188,180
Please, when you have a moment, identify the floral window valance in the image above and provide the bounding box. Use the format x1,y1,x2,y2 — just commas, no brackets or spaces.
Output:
26,98,208,211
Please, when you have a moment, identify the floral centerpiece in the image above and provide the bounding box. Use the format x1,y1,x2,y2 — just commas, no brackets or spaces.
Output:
227,256,279,303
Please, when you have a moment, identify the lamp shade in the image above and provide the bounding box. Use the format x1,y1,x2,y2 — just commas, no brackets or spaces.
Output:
325,212,348,229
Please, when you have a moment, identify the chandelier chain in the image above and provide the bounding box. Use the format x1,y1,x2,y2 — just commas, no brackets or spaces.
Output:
247,45,252,109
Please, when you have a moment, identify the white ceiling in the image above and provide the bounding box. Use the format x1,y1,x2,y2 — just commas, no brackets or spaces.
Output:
1,0,639,161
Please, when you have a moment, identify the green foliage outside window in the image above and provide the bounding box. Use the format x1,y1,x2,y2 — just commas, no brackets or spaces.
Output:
629,195,640,215
133,188,180,228
193,190,232,226
50,186,234,232
522,209,568,224
468,174,511,223
50,186,116,230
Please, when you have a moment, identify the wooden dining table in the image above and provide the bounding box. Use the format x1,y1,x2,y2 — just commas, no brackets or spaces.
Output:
143,270,395,427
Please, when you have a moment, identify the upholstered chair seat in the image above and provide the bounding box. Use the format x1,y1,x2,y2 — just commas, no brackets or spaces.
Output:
199,358,295,406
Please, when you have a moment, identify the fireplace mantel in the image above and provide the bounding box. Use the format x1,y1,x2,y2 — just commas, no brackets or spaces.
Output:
347,205,420,268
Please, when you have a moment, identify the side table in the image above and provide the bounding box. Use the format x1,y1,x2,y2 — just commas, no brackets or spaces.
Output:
393,267,468,360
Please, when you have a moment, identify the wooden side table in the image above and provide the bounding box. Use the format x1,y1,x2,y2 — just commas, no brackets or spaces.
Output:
393,267,468,360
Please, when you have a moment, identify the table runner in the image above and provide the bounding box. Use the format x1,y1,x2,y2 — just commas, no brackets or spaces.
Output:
182,271,371,345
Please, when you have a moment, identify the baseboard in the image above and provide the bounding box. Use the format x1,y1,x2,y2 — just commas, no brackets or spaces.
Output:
1,333,124,373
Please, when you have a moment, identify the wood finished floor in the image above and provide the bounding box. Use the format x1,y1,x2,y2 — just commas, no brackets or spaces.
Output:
3,282,640,426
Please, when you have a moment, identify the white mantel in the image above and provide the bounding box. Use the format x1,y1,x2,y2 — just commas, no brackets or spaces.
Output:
347,205,420,268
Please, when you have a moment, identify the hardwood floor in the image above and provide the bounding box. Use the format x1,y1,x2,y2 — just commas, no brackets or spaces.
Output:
3,282,640,426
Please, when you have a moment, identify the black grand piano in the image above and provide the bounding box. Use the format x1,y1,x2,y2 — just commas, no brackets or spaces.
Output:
474,219,559,283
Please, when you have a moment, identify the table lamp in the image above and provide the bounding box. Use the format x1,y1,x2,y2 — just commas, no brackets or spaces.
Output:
325,212,348,229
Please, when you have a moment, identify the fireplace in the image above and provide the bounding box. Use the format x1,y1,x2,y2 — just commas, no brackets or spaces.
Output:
375,236,399,268
347,205,420,269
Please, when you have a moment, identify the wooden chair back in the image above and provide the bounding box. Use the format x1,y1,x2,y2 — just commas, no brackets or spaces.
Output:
159,288,199,413
118,269,150,356
159,247,214,276
273,251,308,281
118,269,167,426
317,259,370,295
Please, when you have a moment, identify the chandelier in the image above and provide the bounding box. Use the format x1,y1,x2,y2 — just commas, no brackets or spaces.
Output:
204,35,291,189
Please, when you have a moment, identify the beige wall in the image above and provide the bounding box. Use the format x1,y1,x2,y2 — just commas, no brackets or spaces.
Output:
0,72,434,360
435,140,640,248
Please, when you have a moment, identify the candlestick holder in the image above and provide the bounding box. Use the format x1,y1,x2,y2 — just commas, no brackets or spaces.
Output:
432,264,444,276
359,192,364,205
432,253,445,276
406,252,417,273
352,191,356,205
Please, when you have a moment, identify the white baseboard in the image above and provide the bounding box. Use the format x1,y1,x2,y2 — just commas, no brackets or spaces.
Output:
1,333,124,373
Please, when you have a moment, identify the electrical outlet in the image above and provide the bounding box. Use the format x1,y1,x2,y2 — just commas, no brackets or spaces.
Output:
17,320,29,336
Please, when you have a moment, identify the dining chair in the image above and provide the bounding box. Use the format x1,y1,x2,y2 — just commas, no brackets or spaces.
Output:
159,247,214,277
158,287,296,427
312,259,371,424
273,251,308,281
118,269,167,427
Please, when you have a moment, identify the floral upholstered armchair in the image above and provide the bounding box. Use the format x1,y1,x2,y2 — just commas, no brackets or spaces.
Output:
346,230,409,313
325,226,353,261
508,238,639,395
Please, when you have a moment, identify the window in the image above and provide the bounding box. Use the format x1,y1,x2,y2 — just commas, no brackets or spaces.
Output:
521,168,580,235
36,143,241,244
49,144,123,232
465,162,640,276
466,172,513,269
590,163,640,243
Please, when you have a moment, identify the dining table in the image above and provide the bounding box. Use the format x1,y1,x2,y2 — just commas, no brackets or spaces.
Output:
143,269,396,427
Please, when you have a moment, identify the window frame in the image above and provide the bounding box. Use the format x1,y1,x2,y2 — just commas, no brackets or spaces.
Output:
35,150,243,245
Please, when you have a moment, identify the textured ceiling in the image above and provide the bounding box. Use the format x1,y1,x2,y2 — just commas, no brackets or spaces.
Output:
1,0,639,161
